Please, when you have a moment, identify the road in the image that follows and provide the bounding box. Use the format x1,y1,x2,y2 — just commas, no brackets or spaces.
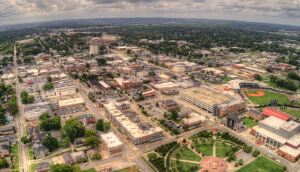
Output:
14,45,29,172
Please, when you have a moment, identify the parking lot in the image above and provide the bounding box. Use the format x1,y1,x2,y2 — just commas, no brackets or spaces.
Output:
54,106,87,116
141,100,167,120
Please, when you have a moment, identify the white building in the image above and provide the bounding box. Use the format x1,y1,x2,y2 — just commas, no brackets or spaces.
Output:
54,82,77,96
172,65,185,73
89,44,99,55
99,132,123,154
25,107,49,121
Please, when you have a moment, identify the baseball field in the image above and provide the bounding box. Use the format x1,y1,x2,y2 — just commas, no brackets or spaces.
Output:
242,89,291,106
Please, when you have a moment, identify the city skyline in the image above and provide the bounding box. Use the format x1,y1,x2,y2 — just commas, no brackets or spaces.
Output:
0,0,300,26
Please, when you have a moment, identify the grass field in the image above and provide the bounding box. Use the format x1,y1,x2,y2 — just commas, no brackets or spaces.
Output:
215,142,234,158
147,153,158,159
242,117,259,128
112,166,139,172
173,146,201,162
235,156,283,172
10,144,20,171
176,161,201,172
280,109,300,118
193,142,213,156
243,89,291,106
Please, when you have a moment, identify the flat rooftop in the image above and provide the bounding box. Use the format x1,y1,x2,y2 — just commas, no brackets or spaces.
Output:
100,132,123,148
180,86,232,105
259,116,286,130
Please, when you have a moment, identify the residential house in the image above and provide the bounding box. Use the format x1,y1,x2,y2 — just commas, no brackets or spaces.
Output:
63,152,74,165
33,144,49,159
35,161,51,172
0,126,15,135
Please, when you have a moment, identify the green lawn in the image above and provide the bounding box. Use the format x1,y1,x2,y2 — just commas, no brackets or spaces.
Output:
235,156,284,172
113,165,140,172
215,142,233,158
242,117,259,128
147,153,158,159
10,144,20,171
280,109,300,118
243,89,291,106
262,80,298,92
193,142,213,156
30,164,36,172
173,146,201,162
176,161,201,172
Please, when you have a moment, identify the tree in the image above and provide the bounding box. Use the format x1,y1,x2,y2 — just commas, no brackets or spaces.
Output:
235,162,238,167
156,102,159,107
27,95,35,103
20,90,28,104
50,164,81,172
243,145,252,153
238,158,243,165
104,122,111,131
86,63,90,68
44,83,54,91
21,136,29,144
85,130,96,138
47,75,52,82
8,101,18,115
84,136,100,149
93,153,101,160
0,159,9,169
96,58,107,66
96,119,111,131
43,135,59,152
252,149,258,157
82,73,88,80
62,118,85,142
88,74,98,80
171,110,178,120
254,74,262,81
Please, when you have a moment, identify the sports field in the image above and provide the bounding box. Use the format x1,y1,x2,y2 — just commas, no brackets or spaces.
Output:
242,89,291,106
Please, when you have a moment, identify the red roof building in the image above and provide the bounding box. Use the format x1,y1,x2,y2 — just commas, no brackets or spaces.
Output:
213,128,218,134
27,80,32,84
262,108,292,121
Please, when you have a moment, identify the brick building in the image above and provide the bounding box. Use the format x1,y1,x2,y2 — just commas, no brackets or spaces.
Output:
161,100,180,112
248,109,264,121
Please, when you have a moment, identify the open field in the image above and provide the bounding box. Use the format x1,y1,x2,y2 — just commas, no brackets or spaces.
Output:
280,109,300,118
175,161,201,172
235,156,284,172
173,146,201,162
215,142,234,158
242,117,259,128
242,89,291,106
193,142,213,157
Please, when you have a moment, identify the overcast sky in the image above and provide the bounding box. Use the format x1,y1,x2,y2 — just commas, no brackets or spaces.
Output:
1,0,300,26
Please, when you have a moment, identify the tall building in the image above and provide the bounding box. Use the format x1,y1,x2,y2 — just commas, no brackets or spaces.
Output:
89,44,99,55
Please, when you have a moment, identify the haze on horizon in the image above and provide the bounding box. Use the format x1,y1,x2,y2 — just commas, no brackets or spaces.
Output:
0,0,300,27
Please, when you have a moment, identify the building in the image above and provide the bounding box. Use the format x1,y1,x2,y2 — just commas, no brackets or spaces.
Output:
223,115,245,132
262,108,292,121
115,101,130,110
99,132,123,155
82,114,95,124
180,86,246,116
142,89,155,98
104,104,163,146
201,68,223,76
127,76,143,89
71,151,86,162
63,152,74,165
152,82,181,91
248,109,264,121
33,144,49,159
99,81,111,91
58,98,85,109
181,113,206,129
161,100,180,112
0,126,15,135
90,44,99,55
25,107,49,121
54,82,77,96
178,110,191,118
172,65,185,73
35,162,51,172
251,116,300,161
232,64,246,69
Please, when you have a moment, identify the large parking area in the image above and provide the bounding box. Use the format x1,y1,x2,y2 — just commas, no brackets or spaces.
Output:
54,106,87,116
141,100,167,120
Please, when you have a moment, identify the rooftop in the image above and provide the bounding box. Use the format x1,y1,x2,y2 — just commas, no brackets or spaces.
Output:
180,86,232,105
262,108,292,121
100,132,123,148
259,116,286,130
279,145,300,157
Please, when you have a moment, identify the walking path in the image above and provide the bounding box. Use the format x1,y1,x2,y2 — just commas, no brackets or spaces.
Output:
213,141,216,157
170,158,201,164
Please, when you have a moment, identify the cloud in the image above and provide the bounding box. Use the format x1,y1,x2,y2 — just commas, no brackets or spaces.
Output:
0,0,299,26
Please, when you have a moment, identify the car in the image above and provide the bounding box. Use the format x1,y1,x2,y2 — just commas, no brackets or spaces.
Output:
83,163,89,166
272,157,276,160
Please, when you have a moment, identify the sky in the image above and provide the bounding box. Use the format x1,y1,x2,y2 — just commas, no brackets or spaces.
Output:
0,0,300,26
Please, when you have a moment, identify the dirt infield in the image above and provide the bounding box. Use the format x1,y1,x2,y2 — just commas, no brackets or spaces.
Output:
242,89,265,97
200,156,228,172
